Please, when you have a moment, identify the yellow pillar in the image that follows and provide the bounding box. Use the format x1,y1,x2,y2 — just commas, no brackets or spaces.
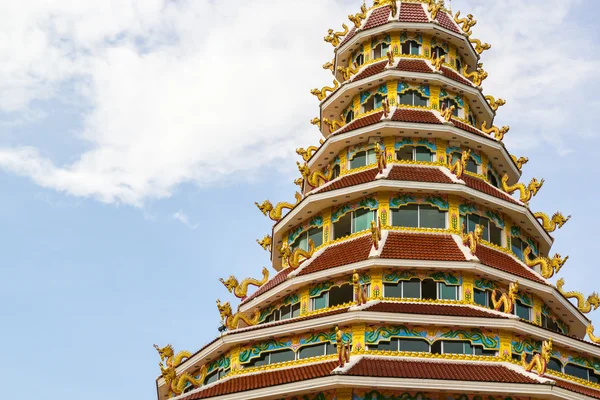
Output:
449,45,457,69
300,287,310,316
533,297,543,326
463,272,474,304
436,138,447,165
281,233,289,269
340,149,348,175
430,85,441,110
505,216,513,251
391,33,401,56
351,323,367,353
499,331,513,361
423,34,431,59
353,95,360,116
384,136,396,163
482,153,489,177
337,388,353,400
323,208,332,244
229,345,242,371
463,99,470,122
370,269,383,300
386,80,398,107
363,42,372,64
378,192,390,227
449,195,461,234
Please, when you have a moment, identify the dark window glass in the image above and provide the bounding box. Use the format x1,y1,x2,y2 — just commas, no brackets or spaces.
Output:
515,300,531,321
431,341,442,354
399,90,427,107
548,358,562,373
354,208,375,232
512,237,525,260
291,303,301,318
355,53,364,66
474,289,488,307
432,46,446,59
374,338,399,351
326,343,337,355
345,110,354,124
329,284,354,307
298,343,326,359
373,43,390,59
396,146,414,161
350,151,367,169
488,171,498,187
422,279,436,300
489,224,502,246
269,349,295,364
331,164,341,180
313,292,327,310
384,282,402,298
333,213,352,240
439,98,459,116
392,205,419,228
439,283,457,300
444,341,467,354
466,158,478,174
399,339,429,352
415,146,433,162
468,112,477,126
403,278,421,299
280,304,291,320
362,97,375,113
456,58,462,71
219,369,229,379
565,364,590,380
401,40,420,55
246,352,269,368
419,205,446,229
308,227,323,248
474,346,496,356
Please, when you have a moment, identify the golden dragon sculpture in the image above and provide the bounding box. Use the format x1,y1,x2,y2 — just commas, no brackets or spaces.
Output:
462,63,488,86
255,192,303,221
469,37,491,54
426,0,444,20
440,104,455,122
510,155,529,171
220,267,270,299
154,344,191,368
587,325,600,345
159,361,207,397
323,117,345,132
491,281,519,314
216,299,261,330
501,174,544,204
448,149,471,179
279,238,316,269
324,24,349,47
522,338,552,377
523,247,568,279
311,80,340,101
338,62,360,81
310,117,321,129
461,223,483,255
533,212,571,233
257,235,272,252
485,95,506,111
454,11,477,36
296,146,319,162
298,162,335,188
323,60,334,71
432,54,445,71
481,120,510,141
348,4,368,29
294,177,304,187
556,278,600,314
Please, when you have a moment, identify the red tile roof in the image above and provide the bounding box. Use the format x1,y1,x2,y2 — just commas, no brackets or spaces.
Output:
365,302,506,318
364,6,391,30
441,66,473,86
241,268,291,305
298,235,373,276
338,27,357,48
555,378,600,399
353,60,388,82
314,168,379,194
396,59,432,73
346,358,539,384
386,165,453,183
335,111,383,135
181,361,338,399
474,245,544,283
399,2,428,23
451,118,488,138
391,108,442,124
461,175,521,205
436,11,461,33
380,232,466,261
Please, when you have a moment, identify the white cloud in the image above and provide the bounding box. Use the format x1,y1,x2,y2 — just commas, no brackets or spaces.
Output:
0,0,596,205
172,209,197,229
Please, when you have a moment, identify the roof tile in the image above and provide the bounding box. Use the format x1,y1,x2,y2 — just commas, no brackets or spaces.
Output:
298,235,373,276
314,168,379,194
555,378,600,399
461,175,521,205
366,302,506,318
335,111,384,135
399,3,428,23
241,268,291,304
396,59,432,73
380,232,466,261
436,11,461,33
451,118,489,138
338,27,357,48
386,165,453,183
441,66,473,86
354,60,388,82
475,245,544,283
364,6,391,30
391,108,442,124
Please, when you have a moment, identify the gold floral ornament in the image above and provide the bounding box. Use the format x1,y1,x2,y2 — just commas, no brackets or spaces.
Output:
448,149,471,179
220,267,270,299
501,174,544,204
216,299,260,330
587,325,600,344
154,344,205,397
534,212,571,233
481,121,510,141
371,218,382,249
426,0,444,20
432,54,445,71
375,145,387,173
338,62,360,81
335,326,351,367
310,117,321,129
278,239,315,270
469,37,491,54
491,281,519,314
323,117,345,132
256,235,272,252
522,338,552,376
510,155,529,171
461,223,482,255
485,95,506,111
296,146,319,162
523,247,568,279
297,162,335,188
322,60,334,71
255,192,303,221
462,63,488,86
353,269,368,305
440,103,455,122
454,11,477,36
349,3,368,29
556,278,600,314
311,80,340,101
324,24,349,47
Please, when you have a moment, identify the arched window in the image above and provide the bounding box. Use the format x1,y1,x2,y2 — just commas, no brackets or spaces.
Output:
362,93,385,113
383,278,458,300
474,288,493,308
331,164,341,180
396,145,433,162
514,299,531,321
246,349,296,367
333,208,376,239
298,342,336,359
398,89,428,107
373,41,390,59
440,98,460,117
431,340,496,356
392,204,446,229
355,53,365,67
345,109,355,123
311,283,355,310
291,226,323,252
401,40,421,56
487,170,499,188
461,214,502,246
349,148,377,169
264,302,301,323
369,338,430,352
548,358,563,373
431,46,446,59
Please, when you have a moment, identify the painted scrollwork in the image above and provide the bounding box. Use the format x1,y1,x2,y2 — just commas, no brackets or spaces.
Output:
461,223,482,255
556,278,600,314
348,4,368,29
485,95,506,111
510,155,529,171
491,281,519,314
448,149,471,179
469,37,491,54
255,192,303,221
297,162,335,188
481,121,510,141
279,238,316,269
220,267,270,299
256,235,272,252
523,246,568,279
311,80,340,101
296,146,319,162
454,11,477,36
324,24,349,47
534,212,571,233
462,63,488,86
216,299,260,330
522,338,552,376
501,174,544,204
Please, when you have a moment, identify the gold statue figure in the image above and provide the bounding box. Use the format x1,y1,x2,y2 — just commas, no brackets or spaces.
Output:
349,4,368,29
255,192,303,221
587,325,600,344
338,62,360,81
375,145,387,173
485,96,506,111
386,51,395,67
426,0,444,20
297,162,335,188
501,174,544,204
522,338,552,377
335,326,351,367
382,97,391,118
469,37,491,54
534,212,571,233
462,63,488,86
371,219,382,249
491,281,519,314
310,117,321,128
353,269,368,305
461,223,482,255
324,24,349,47
432,54,445,71
278,239,316,269
216,299,261,330
448,149,471,179
311,80,340,101
481,121,510,141
454,11,477,36
556,278,600,314
440,104,455,122
323,117,345,132
510,155,529,171
296,146,319,162
155,344,204,397
257,235,272,252
220,267,270,299
323,60,334,71
523,247,568,279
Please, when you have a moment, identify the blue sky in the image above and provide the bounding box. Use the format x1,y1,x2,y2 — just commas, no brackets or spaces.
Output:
0,1,599,399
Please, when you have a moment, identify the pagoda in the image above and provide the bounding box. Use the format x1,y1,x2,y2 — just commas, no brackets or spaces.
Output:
154,1,600,399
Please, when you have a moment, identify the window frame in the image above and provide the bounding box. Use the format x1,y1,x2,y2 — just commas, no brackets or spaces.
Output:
401,40,421,56
398,89,429,108
391,203,447,229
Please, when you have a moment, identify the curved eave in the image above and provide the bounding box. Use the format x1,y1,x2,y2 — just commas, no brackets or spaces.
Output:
273,178,553,263
307,118,521,185
335,21,480,82
320,68,495,136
